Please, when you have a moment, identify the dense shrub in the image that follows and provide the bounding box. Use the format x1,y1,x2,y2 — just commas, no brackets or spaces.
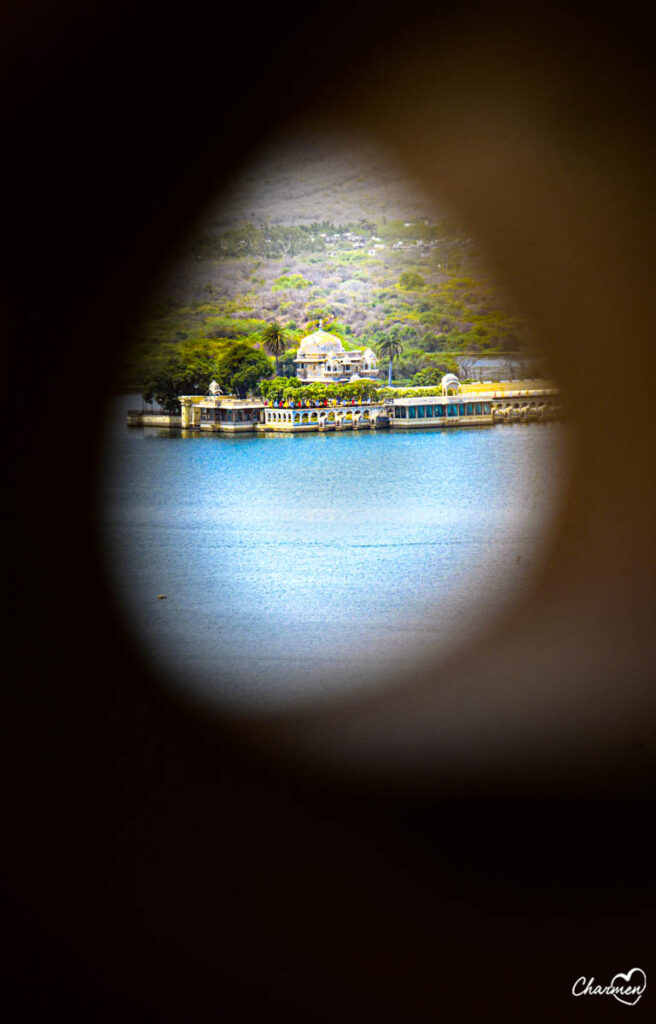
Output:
142,357,219,412
398,271,426,290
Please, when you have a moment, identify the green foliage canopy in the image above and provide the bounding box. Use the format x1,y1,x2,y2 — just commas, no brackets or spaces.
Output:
408,363,459,387
272,274,312,291
216,343,273,398
259,376,304,402
260,378,380,404
142,356,219,413
398,271,426,290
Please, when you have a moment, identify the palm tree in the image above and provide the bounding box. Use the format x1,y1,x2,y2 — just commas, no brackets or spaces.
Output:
376,333,403,386
261,321,289,376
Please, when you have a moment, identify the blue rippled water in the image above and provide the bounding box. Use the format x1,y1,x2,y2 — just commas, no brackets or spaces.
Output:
99,396,566,714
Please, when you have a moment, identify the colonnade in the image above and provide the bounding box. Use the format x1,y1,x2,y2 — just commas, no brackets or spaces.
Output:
263,405,383,430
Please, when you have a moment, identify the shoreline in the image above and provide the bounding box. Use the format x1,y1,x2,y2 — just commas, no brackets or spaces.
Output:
127,384,561,434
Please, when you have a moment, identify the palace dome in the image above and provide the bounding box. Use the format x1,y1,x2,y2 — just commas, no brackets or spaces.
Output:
297,328,345,356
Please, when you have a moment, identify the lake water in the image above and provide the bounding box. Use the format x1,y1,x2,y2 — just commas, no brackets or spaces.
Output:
99,396,566,715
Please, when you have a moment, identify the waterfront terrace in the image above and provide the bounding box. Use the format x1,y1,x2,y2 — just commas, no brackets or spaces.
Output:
170,378,560,434
178,395,390,432
392,386,560,427
127,376,560,433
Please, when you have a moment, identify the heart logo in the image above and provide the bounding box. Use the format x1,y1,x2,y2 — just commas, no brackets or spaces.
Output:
611,968,647,1006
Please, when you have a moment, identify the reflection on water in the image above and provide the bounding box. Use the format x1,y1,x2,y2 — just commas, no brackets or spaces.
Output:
99,395,566,714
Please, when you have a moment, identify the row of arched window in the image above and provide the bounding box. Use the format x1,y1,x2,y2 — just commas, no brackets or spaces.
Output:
265,409,372,425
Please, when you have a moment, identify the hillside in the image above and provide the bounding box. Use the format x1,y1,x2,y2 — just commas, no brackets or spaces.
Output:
122,131,547,385
204,133,444,227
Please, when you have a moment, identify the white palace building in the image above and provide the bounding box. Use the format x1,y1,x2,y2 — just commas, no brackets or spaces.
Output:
294,323,378,383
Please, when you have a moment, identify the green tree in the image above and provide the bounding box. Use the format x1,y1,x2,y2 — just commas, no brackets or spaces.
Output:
424,333,449,352
399,271,426,290
216,343,273,398
408,368,445,387
338,380,380,402
376,332,404,386
142,356,218,413
260,376,303,402
260,321,289,375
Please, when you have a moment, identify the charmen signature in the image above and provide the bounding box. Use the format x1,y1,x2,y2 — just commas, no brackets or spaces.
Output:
572,968,646,1006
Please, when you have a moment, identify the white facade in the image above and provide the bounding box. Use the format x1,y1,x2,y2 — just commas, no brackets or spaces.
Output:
294,325,378,383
